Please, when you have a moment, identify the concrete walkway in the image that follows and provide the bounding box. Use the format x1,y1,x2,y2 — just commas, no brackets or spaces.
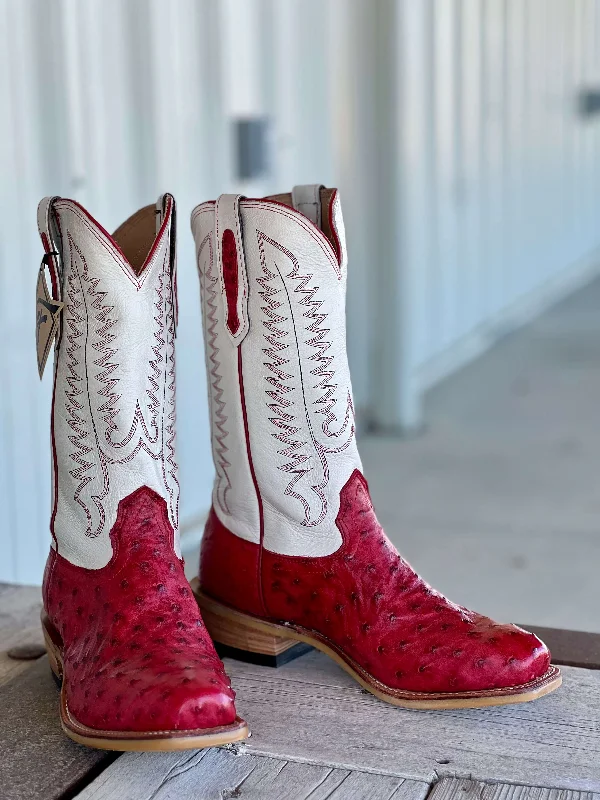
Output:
362,278,600,633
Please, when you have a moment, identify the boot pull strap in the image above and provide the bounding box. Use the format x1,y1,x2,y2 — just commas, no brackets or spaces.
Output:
156,193,179,332
36,197,64,379
292,184,324,227
215,194,249,346
37,196,63,300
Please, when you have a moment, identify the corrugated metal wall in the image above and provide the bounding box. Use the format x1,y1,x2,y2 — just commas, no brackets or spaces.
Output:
0,0,348,583
373,0,600,429
1,0,600,583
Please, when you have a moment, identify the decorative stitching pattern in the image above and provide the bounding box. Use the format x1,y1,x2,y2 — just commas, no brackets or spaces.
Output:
298,257,354,441
103,249,170,453
54,202,150,290
198,233,231,516
58,225,179,541
244,201,342,279
64,234,103,538
256,231,355,527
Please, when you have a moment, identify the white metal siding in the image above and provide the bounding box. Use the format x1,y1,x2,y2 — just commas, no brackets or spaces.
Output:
372,0,600,429
409,0,600,390
1,0,600,582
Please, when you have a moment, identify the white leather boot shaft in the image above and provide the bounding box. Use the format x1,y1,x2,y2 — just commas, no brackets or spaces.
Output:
191,187,362,557
39,195,180,569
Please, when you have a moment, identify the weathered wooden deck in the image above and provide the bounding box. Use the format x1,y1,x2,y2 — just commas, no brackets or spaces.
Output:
2,582,599,799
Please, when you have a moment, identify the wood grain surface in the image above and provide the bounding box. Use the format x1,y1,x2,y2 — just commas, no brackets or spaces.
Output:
429,777,600,800
1,584,598,799
0,656,115,800
224,649,600,791
74,747,430,800
0,583,45,686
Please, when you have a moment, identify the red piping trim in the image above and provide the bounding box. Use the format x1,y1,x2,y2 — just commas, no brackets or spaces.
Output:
49,361,59,549
44,204,61,547
246,200,341,279
191,196,340,277
255,198,341,271
46,196,172,550
237,347,267,617
57,198,128,260
53,196,173,277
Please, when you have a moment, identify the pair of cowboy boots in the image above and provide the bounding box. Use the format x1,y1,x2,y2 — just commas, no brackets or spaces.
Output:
37,186,561,751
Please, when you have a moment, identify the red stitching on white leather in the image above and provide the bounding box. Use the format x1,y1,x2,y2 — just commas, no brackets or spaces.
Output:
245,200,341,279
64,233,106,537
59,229,179,539
256,231,354,528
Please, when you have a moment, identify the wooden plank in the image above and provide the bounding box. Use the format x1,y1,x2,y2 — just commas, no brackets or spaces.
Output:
75,748,429,800
76,749,260,800
317,770,419,800
302,768,351,799
4,580,598,796
0,583,45,686
75,648,600,796
0,655,115,800
219,650,600,791
236,759,334,800
390,779,435,800
428,777,600,800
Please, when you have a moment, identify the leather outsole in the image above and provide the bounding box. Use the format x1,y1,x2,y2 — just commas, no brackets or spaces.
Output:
41,611,249,752
193,582,562,710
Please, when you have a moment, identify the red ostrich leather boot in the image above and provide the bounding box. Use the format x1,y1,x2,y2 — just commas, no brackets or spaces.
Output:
189,187,561,709
37,194,247,750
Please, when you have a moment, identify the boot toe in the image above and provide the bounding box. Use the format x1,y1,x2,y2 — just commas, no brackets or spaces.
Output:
173,683,237,730
473,622,551,691
132,668,238,732
66,655,237,733
450,618,551,693
386,615,552,695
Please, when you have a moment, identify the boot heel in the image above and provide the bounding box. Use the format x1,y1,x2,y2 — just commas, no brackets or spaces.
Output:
191,580,312,667
41,612,64,684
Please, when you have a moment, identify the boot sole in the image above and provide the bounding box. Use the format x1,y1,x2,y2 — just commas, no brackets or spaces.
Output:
41,611,249,751
192,582,562,710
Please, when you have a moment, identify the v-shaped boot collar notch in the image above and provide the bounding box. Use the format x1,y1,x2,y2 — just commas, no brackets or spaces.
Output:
44,194,175,290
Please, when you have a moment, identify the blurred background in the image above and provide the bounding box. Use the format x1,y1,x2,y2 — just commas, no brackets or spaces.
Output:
2,0,600,632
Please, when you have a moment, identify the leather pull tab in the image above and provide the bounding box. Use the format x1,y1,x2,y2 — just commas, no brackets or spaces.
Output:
215,194,249,345
37,196,62,300
155,195,165,235
36,197,64,378
292,184,324,227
